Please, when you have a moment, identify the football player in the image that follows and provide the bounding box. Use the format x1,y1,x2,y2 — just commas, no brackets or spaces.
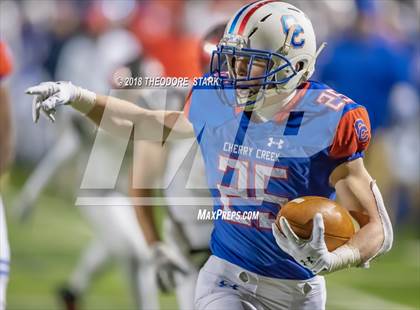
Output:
14,32,160,309
26,2,393,309
0,40,13,310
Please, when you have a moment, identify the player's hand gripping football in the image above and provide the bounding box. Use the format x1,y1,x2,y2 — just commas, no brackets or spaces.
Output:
272,213,359,274
151,242,190,293
26,81,96,122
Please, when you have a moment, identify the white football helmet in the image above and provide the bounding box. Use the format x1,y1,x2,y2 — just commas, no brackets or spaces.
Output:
211,1,325,107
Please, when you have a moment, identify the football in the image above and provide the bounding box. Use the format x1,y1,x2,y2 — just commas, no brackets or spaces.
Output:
276,196,355,251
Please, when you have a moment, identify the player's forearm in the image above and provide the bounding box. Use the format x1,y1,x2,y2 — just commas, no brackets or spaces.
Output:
130,188,161,246
82,94,148,139
347,218,384,262
80,94,193,141
334,164,393,264
0,85,13,175
26,82,194,140
336,181,383,261
85,94,144,125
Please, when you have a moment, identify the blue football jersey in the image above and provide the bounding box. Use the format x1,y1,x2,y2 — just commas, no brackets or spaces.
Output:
184,80,371,279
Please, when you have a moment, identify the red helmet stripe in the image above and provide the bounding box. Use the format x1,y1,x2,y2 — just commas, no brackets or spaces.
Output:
237,0,279,35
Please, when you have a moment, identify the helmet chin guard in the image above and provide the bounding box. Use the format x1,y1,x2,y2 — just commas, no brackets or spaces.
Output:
211,45,298,89
210,43,299,109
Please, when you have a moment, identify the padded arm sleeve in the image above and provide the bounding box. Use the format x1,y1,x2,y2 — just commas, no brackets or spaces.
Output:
329,106,371,161
367,180,394,262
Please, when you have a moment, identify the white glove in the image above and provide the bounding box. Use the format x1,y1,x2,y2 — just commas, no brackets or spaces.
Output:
151,242,191,293
272,213,361,274
26,81,96,123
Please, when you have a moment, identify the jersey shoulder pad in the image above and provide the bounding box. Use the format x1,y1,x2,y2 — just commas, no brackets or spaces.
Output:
299,80,343,110
329,102,371,160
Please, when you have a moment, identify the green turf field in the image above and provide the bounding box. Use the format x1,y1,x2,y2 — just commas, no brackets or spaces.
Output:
2,169,419,310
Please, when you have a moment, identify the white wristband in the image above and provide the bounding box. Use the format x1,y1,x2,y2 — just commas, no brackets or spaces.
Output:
328,245,361,273
71,87,96,115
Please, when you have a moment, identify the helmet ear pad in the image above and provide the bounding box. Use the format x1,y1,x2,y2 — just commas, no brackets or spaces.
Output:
274,53,314,92
295,61,305,72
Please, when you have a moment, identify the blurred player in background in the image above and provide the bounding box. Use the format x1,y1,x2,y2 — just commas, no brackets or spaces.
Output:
13,28,160,310
128,23,225,309
12,116,159,310
319,0,412,132
384,84,419,225
25,1,395,309
0,40,13,310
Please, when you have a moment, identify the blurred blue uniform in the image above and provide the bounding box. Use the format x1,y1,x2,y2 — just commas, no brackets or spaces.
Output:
318,34,410,132
185,80,371,279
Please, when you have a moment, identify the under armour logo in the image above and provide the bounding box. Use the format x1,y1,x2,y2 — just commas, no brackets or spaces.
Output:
267,137,284,149
218,280,238,290
300,256,315,267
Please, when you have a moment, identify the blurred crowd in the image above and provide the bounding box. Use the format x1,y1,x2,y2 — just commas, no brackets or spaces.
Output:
0,0,418,223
